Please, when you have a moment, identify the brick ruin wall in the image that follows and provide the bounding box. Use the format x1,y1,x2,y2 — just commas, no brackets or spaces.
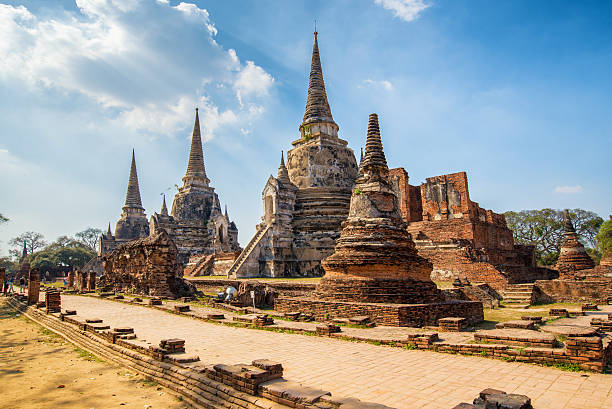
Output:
534,279,612,304
100,231,194,298
389,169,550,288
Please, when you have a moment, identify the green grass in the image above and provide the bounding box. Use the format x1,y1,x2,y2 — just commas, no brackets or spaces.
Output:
539,362,583,372
403,343,417,350
73,347,103,362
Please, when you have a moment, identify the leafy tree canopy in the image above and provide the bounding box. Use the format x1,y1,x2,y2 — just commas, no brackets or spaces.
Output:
8,231,47,259
75,227,103,251
504,208,603,266
595,217,612,256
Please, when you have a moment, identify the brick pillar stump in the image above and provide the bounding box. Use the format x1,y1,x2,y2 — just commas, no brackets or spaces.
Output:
68,271,75,288
27,268,41,305
87,271,96,291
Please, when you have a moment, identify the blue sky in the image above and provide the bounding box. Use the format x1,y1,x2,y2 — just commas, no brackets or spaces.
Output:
1,0,611,255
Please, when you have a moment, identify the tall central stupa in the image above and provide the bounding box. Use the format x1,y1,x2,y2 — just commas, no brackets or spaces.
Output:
228,32,359,277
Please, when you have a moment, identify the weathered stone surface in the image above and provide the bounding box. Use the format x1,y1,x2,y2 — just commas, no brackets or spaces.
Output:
316,114,437,303
276,114,483,327
391,170,554,289
100,230,195,298
556,210,595,276
99,151,150,255
149,109,240,264
230,33,358,278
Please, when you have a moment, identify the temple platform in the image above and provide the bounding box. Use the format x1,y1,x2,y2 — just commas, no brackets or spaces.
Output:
274,296,483,327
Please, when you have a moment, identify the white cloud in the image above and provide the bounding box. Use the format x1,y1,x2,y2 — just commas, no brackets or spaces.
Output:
554,185,583,194
0,1,274,139
374,0,430,22
362,79,394,91
234,61,275,105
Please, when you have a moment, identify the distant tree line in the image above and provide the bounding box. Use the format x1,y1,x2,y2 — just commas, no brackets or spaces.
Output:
0,227,102,277
504,208,604,266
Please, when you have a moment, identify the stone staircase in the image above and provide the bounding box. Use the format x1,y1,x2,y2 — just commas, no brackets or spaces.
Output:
184,254,215,277
499,283,536,308
227,225,271,277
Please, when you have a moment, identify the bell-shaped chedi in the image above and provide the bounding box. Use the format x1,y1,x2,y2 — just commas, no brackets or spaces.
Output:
315,114,438,303
556,209,595,274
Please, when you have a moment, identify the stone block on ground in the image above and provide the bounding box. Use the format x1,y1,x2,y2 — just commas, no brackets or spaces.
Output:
521,316,543,323
495,320,536,330
439,317,467,331
316,324,341,335
549,308,570,318
85,318,103,323
206,313,225,320
174,304,190,312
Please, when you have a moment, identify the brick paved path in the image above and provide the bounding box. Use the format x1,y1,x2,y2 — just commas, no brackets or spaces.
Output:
60,295,611,409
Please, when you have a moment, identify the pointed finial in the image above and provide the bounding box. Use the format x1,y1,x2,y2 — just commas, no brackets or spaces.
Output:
22,240,27,258
124,150,144,209
360,113,388,172
314,20,317,36
224,204,229,220
107,222,112,236
278,150,291,184
161,194,168,216
563,209,576,233
183,107,208,185
302,31,334,126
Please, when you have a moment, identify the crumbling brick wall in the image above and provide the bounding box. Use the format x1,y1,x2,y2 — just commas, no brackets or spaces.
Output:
101,230,194,298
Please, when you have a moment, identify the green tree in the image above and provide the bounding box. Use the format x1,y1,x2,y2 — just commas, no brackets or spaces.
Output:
75,227,103,251
595,217,612,256
29,236,96,276
504,208,603,266
8,231,47,259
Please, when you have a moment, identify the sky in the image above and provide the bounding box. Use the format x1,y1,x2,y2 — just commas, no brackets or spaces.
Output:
1,0,611,256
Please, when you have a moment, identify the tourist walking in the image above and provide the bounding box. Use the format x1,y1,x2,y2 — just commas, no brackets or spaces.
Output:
8,277,14,294
19,277,25,293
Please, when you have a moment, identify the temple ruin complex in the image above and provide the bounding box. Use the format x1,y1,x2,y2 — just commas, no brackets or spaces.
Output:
99,150,150,254
389,170,556,289
99,109,239,265
275,114,483,326
228,32,358,278
149,109,240,264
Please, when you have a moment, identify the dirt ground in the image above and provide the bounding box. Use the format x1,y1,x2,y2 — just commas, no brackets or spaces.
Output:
0,298,186,409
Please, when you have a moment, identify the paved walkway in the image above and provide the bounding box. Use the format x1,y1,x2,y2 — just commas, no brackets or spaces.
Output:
59,295,612,409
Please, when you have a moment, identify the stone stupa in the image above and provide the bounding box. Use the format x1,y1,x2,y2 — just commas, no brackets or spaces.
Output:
274,114,483,327
556,209,595,276
315,113,439,304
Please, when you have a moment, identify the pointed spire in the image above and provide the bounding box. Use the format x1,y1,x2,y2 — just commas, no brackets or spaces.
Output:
302,31,334,126
21,240,27,259
161,194,168,216
360,113,388,172
563,209,576,233
224,204,229,220
277,151,291,184
124,149,144,209
106,223,112,237
183,108,209,185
